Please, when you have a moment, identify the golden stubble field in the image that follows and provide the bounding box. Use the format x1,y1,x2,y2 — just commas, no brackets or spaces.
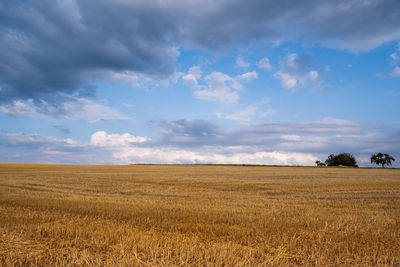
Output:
0,163,399,266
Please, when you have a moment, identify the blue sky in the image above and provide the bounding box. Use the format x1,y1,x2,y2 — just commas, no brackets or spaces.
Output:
0,0,399,166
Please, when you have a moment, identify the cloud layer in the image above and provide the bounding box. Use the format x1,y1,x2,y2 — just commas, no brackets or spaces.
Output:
0,98,128,123
1,0,400,106
2,118,399,166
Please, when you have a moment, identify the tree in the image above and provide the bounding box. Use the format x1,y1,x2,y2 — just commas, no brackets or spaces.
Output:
370,153,395,168
315,160,326,167
325,153,358,167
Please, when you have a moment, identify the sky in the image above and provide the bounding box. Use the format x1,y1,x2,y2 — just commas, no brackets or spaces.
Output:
0,0,400,167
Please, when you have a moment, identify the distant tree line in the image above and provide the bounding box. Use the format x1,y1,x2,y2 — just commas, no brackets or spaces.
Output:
315,152,395,168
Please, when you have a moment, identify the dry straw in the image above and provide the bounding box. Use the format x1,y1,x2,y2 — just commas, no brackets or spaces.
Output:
0,163,399,266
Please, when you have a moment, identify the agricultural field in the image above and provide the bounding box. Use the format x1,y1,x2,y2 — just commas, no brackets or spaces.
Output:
0,163,399,266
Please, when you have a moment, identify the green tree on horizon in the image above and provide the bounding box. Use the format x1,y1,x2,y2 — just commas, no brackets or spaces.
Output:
370,153,395,168
325,153,358,167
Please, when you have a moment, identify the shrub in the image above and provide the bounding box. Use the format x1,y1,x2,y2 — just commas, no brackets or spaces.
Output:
325,153,358,167
315,160,326,167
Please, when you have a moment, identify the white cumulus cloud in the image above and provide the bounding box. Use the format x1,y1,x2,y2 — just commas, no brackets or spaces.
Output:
194,72,240,104
274,53,322,90
90,131,150,147
113,147,318,166
391,66,400,77
237,71,258,82
274,71,298,89
182,66,203,88
257,57,272,69
183,67,259,104
236,55,250,68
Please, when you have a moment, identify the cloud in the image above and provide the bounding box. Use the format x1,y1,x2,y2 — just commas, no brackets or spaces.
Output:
107,71,163,88
274,71,298,90
182,66,202,89
4,133,65,146
0,100,37,115
0,97,129,123
274,53,322,90
262,109,277,117
62,98,130,123
85,124,319,165
53,125,71,134
286,53,300,69
0,0,180,103
183,0,400,52
390,53,400,62
153,118,400,156
1,118,399,166
194,72,241,104
90,131,150,147
112,146,318,166
236,71,258,82
182,67,258,104
109,71,141,87
2,0,400,110
90,118,400,166
0,132,100,164
158,119,221,145
236,55,250,68
391,66,400,77
257,57,272,69
108,68,182,88
225,105,257,121
221,97,271,121
309,70,319,81
388,49,400,77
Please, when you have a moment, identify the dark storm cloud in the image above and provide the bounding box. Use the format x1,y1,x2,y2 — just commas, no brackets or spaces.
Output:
177,0,400,51
0,0,180,103
1,0,400,105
